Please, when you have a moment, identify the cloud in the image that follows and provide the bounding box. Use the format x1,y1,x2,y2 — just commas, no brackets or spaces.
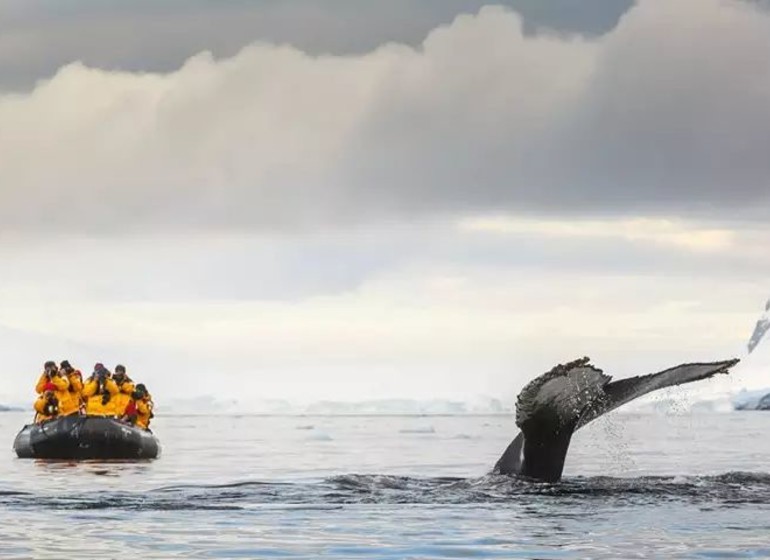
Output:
0,216,768,311
1,0,768,235
0,0,634,91
459,216,736,252
0,216,766,403
4,1,768,409
0,261,762,403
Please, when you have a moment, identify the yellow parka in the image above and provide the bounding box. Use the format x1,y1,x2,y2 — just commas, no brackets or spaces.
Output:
82,377,119,416
136,396,153,429
34,372,71,414
34,392,60,422
35,372,68,394
112,377,135,416
63,371,85,415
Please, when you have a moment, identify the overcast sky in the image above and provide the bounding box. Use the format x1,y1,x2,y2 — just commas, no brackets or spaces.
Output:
1,0,769,407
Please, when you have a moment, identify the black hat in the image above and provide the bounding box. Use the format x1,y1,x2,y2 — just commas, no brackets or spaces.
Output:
44,360,56,369
60,360,71,369
115,364,126,373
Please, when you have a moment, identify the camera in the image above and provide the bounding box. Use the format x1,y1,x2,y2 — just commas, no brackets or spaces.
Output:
45,395,59,416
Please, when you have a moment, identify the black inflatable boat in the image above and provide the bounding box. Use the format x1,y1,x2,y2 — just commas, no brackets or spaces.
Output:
13,415,160,460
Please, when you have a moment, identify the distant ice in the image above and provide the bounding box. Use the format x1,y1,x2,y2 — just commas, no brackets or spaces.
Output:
398,426,436,434
0,404,24,412
0,393,26,412
612,388,770,414
163,396,512,416
618,395,735,415
159,389,770,415
305,432,333,441
732,388,770,411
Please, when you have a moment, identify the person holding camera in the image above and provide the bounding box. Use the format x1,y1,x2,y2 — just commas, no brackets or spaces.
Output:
34,383,61,423
34,360,69,395
134,383,154,430
121,387,144,425
58,360,84,415
82,363,119,416
112,364,135,415
33,361,70,419
120,383,154,430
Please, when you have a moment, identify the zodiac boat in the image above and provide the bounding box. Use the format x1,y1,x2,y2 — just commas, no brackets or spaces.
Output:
13,415,160,460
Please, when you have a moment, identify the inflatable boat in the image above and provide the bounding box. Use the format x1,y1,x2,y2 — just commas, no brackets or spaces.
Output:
13,415,160,460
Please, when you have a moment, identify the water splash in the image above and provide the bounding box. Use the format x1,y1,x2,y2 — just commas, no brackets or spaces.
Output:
595,413,635,475
747,298,770,354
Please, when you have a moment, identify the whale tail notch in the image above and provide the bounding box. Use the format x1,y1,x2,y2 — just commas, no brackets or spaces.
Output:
494,357,740,482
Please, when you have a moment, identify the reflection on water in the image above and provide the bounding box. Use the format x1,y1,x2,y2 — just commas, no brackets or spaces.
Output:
33,458,154,475
1,411,769,558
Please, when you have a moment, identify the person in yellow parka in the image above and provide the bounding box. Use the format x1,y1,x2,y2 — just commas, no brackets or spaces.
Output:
35,361,69,395
34,384,60,423
58,360,84,416
34,361,70,415
121,388,151,428
112,364,135,416
134,383,154,430
82,363,119,416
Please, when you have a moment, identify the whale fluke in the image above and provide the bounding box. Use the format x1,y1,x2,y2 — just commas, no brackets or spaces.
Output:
494,357,740,483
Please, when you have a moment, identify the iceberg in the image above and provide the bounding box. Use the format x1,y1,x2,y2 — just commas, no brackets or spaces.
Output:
0,404,24,412
732,388,770,411
163,396,513,415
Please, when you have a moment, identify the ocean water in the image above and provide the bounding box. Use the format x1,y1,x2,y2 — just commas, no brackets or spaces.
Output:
1,410,769,559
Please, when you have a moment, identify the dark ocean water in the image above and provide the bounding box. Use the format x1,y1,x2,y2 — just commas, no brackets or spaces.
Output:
1,410,769,558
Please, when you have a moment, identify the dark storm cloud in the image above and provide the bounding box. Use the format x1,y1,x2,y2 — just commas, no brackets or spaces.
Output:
0,0,633,91
0,0,768,234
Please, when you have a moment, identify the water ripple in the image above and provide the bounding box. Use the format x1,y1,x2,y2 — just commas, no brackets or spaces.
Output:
2,472,770,511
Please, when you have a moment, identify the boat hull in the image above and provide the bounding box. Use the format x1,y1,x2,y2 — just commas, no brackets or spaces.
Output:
13,415,160,460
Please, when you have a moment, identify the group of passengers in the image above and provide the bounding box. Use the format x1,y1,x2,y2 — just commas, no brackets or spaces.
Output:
34,361,154,430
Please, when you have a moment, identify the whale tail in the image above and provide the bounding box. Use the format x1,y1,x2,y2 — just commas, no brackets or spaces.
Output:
494,357,739,482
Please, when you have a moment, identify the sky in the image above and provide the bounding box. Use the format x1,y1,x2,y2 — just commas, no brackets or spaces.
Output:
1,0,770,408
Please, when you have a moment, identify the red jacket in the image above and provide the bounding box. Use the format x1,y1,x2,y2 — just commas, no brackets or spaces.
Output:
124,400,138,417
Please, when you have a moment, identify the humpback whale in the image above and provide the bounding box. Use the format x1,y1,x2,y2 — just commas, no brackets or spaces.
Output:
494,357,740,483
